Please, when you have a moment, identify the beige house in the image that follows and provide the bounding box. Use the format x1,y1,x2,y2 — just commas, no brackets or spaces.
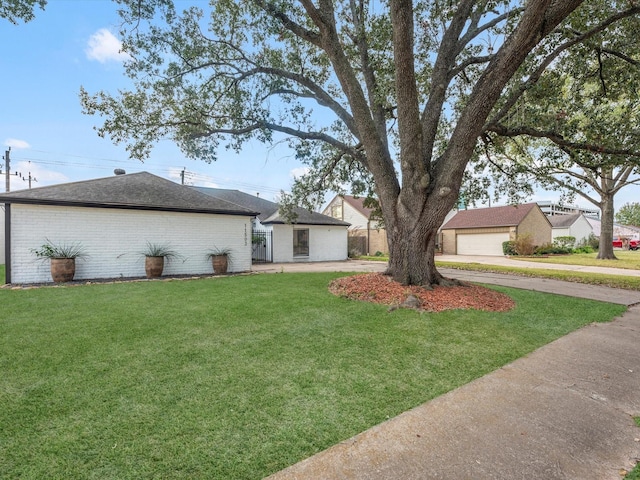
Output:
440,203,551,256
323,195,388,255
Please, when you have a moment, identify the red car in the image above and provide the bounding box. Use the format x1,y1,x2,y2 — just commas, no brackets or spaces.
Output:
613,239,639,250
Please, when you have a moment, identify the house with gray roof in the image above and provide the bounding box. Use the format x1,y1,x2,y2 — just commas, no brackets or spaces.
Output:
194,187,350,263
440,203,551,256
0,172,257,284
547,213,593,246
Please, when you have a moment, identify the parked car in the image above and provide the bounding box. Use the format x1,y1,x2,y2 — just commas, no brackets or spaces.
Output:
613,239,639,250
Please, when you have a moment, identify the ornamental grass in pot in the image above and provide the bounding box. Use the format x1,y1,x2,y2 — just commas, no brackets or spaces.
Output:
207,247,232,275
31,239,88,283
141,242,179,279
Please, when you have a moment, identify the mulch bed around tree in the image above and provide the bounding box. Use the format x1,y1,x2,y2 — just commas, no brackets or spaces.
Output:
329,273,516,312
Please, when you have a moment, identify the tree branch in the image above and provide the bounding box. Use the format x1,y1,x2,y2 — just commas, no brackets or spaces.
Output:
189,120,363,163
254,0,321,46
488,5,640,126
487,123,640,158
420,0,476,164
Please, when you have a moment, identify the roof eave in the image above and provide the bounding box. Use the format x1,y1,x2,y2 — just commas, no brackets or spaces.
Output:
0,197,258,216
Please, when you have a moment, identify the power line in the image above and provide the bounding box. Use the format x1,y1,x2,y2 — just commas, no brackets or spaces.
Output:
9,153,287,196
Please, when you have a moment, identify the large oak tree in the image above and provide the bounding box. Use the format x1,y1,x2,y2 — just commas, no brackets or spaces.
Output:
81,0,639,285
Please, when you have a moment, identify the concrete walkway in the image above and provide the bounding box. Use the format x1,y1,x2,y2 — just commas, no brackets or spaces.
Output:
259,257,640,479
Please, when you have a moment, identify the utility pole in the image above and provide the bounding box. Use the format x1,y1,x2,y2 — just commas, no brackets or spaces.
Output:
24,172,37,189
180,167,186,185
2,148,23,192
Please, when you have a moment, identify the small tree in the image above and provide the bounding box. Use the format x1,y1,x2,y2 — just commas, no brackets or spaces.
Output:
616,202,640,227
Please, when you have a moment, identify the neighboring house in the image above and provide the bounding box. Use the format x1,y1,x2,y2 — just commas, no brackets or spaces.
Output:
0,172,257,284
323,194,388,255
194,187,350,263
547,213,593,246
537,200,600,218
586,217,640,241
440,203,552,256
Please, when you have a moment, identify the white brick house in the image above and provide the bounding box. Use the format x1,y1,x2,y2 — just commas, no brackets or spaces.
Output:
194,188,350,263
0,172,257,284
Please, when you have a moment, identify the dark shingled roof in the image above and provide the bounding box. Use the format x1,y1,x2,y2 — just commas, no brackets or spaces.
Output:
547,213,583,228
0,172,258,216
441,203,543,229
194,187,350,226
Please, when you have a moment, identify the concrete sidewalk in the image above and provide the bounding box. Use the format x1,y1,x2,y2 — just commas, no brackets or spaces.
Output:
260,258,640,479
437,254,640,278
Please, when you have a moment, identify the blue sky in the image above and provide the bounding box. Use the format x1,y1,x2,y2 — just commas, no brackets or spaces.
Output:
1,1,637,212
0,0,301,200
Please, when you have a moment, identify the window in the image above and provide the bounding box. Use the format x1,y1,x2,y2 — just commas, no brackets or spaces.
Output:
293,229,309,256
330,204,343,219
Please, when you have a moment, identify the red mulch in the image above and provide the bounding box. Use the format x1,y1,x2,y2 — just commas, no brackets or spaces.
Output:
328,273,515,312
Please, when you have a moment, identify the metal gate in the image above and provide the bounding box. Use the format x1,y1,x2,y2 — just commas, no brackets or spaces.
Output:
252,229,273,263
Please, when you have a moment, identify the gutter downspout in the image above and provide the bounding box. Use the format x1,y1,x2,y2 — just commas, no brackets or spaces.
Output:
4,203,10,284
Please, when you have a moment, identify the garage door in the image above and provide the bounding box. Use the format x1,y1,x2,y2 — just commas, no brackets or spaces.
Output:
456,232,509,256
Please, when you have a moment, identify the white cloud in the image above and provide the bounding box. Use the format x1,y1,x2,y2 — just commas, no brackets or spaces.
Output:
4,138,30,149
85,29,130,63
289,167,310,180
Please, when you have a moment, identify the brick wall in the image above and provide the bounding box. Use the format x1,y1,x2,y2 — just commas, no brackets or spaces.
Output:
271,224,348,262
518,208,552,247
9,204,252,284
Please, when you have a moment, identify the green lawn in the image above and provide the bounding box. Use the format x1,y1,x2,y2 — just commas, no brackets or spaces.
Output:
625,418,640,480
0,273,626,479
511,251,640,270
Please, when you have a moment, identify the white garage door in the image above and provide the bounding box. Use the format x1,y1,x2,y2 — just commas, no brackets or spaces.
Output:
457,232,509,256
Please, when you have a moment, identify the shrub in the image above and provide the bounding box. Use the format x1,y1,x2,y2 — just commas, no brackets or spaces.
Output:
573,246,594,254
502,240,517,256
535,243,572,255
512,234,536,256
553,236,576,250
575,233,599,251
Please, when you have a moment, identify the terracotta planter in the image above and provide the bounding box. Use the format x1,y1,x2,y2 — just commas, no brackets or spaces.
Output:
50,258,76,283
145,256,165,279
211,255,228,274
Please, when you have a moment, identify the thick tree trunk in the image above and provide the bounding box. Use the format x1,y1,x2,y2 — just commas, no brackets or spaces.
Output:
387,225,445,286
384,189,457,286
597,193,617,260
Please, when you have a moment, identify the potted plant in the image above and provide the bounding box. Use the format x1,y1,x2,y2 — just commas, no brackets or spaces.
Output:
207,247,232,275
141,242,179,279
31,239,88,283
